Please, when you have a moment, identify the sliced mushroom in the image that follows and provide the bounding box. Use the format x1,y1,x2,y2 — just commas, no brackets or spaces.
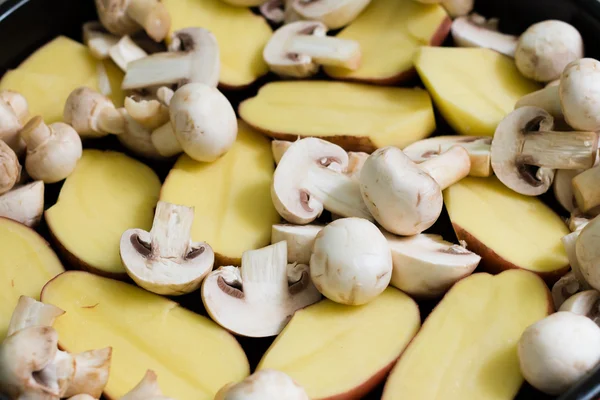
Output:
577,216,600,292
82,21,120,60
124,96,169,130
403,135,492,177
562,230,590,289
0,98,25,156
214,369,309,400
553,169,582,212
109,35,148,71
121,201,215,296
271,224,323,264
201,241,321,337
559,290,600,326
272,137,372,224
272,140,292,164
0,181,44,227
122,28,219,91
386,233,480,298
63,348,112,399
0,90,29,125
291,0,371,29
552,271,585,310
360,146,470,236
120,370,174,400
264,21,360,78
94,0,170,42
451,14,517,57
0,140,21,196
64,87,126,138
491,106,598,196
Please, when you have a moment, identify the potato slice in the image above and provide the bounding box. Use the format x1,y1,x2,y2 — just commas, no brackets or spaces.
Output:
415,47,541,136
45,150,161,277
0,217,64,340
382,270,552,400
323,0,450,84
160,121,280,266
258,287,420,399
41,271,249,400
239,81,435,152
444,176,569,282
162,0,271,88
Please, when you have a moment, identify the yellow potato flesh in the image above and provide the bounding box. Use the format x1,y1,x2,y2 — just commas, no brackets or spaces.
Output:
162,0,271,88
41,271,249,400
258,288,420,399
239,81,436,150
45,150,161,275
0,218,64,340
415,47,541,136
383,270,550,400
443,176,569,273
160,121,279,264
324,0,449,82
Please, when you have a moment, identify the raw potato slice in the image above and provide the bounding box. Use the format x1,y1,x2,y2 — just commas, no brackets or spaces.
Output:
41,271,249,400
0,217,64,340
444,176,569,282
239,81,436,152
160,121,280,266
258,287,420,399
162,0,272,88
45,150,161,277
382,270,552,400
323,0,451,84
415,47,541,136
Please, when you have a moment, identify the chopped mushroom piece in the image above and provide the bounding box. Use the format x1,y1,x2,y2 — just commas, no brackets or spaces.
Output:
260,0,302,24
7,296,64,337
310,218,392,305
576,215,600,292
120,201,215,296
559,290,600,327
119,113,165,159
109,35,148,71
271,137,372,224
124,96,169,130
82,21,120,60
562,230,590,289
62,348,112,399
122,28,220,90
271,224,323,264
553,169,582,212
0,98,25,156
573,165,600,213
414,0,473,17
451,14,517,57
567,208,594,232
0,140,21,196
214,369,309,400
201,241,321,337
518,312,600,395
20,116,83,184
120,370,174,400
64,87,126,138
552,271,585,309
0,90,29,125
291,0,371,29
94,0,171,42
491,107,598,196
0,181,45,227
264,21,361,78
360,146,470,236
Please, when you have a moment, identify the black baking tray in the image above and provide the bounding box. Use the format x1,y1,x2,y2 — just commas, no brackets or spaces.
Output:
1,0,600,399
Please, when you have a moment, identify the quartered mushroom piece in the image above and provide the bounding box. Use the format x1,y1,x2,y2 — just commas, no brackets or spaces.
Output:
271,224,324,264
120,201,215,296
214,369,309,400
559,290,600,326
0,181,44,227
264,21,360,78
0,140,21,196
291,0,371,29
94,0,171,42
201,241,321,338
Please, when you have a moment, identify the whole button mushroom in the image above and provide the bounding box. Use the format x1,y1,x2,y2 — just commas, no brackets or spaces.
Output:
94,0,171,42
214,369,309,400
310,217,392,306
359,145,471,236
491,106,598,196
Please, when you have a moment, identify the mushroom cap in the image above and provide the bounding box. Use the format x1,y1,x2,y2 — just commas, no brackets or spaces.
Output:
359,146,442,236
292,0,371,29
63,87,116,137
515,20,584,82
216,369,309,400
94,0,139,36
264,21,327,78
0,140,20,196
518,312,600,395
559,290,600,324
310,217,392,305
560,58,600,131
169,83,237,162
490,106,555,196
271,137,349,224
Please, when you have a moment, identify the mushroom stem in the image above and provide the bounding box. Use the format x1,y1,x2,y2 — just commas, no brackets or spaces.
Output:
20,117,51,149
519,130,598,170
124,97,169,130
285,34,361,69
98,107,126,135
515,85,562,118
6,296,65,337
156,87,174,107
150,123,181,157
240,241,289,302
83,22,120,60
418,146,471,190
125,0,170,42
147,201,195,259
573,165,600,213
109,36,148,71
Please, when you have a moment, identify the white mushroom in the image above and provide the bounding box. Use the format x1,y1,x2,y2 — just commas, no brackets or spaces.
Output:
201,241,321,337
272,140,292,164
562,230,590,288
491,106,598,196
567,208,595,232
576,215,600,292
0,98,25,156
94,0,171,42
518,312,600,395
6,296,64,337
109,35,148,72
0,90,29,125
271,224,323,264
64,87,126,138
120,370,174,400
559,290,600,327
291,0,371,29
63,348,112,399
451,14,517,57
124,96,169,130
0,140,21,196
123,28,219,91
553,169,582,212
310,217,392,305
214,369,309,400
82,21,120,60
0,181,44,227
573,165,600,213
260,0,301,24
386,233,480,298
264,21,360,78
552,271,585,310
119,113,165,159
359,145,470,236
120,201,215,296
413,0,473,17
271,138,372,224
151,83,238,162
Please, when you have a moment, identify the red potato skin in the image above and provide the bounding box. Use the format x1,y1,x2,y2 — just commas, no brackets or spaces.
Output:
453,223,569,286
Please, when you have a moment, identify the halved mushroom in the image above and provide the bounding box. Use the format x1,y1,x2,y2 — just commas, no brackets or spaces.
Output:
0,181,44,227
451,14,517,56
122,28,219,91
552,271,585,310
120,201,215,296
264,21,360,78
64,87,126,138
559,290,600,327
577,216,600,292
360,145,470,236
0,140,21,196
120,370,173,400
271,224,323,264
82,21,120,60
272,137,372,224
94,0,171,42
201,241,321,337
109,35,148,71
0,90,29,125
386,233,480,298
124,96,169,130
291,0,371,29
214,369,309,400
553,169,582,212
0,98,25,156
491,106,598,196
403,135,492,177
